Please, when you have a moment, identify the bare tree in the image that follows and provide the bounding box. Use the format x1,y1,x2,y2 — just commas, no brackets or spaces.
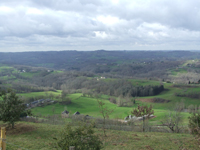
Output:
161,102,184,133
97,98,114,137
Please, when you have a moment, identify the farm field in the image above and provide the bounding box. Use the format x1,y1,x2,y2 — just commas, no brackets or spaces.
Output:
30,95,190,125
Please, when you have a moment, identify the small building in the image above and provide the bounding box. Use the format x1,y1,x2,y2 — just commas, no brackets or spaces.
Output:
61,110,69,118
74,111,80,115
85,115,93,119
46,99,52,102
47,70,54,72
38,99,45,103
31,101,38,105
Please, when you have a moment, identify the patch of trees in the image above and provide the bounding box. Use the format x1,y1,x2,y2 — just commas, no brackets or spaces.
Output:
11,81,56,93
49,76,165,98
108,97,117,104
175,91,200,99
170,72,200,84
95,80,164,97
0,51,198,78
172,84,198,88
110,61,181,78
31,71,94,89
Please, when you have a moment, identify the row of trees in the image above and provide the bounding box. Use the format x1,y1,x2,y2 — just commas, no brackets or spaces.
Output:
95,80,164,97
11,82,56,93
175,91,200,99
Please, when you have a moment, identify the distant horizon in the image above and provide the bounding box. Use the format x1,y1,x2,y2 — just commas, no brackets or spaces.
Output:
0,49,200,53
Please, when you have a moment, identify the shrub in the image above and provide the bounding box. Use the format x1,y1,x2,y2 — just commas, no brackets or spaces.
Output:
108,97,116,104
54,123,103,150
188,105,200,136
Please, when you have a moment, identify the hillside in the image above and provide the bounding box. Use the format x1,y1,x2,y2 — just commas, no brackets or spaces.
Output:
0,51,200,149
2,122,199,150
0,50,200,78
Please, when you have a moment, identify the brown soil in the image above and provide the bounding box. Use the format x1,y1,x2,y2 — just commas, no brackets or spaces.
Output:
139,98,170,103
145,145,154,150
0,123,36,135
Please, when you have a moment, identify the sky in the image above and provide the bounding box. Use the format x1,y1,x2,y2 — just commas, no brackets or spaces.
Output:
0,0,200,52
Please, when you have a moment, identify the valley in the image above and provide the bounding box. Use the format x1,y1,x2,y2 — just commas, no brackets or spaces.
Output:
0,50,200,149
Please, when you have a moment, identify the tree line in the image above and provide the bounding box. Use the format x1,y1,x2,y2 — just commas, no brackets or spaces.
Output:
94,80,164,97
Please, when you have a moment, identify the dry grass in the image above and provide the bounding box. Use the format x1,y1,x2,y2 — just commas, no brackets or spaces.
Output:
0,121,199,150
0,123,36,135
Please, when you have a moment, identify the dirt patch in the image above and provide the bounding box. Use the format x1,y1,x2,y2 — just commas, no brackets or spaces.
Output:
145,145,154,150
0,123,36,135
139,98,170,103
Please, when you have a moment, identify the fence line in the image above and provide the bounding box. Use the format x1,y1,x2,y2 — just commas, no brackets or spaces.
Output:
0,127,6,150
0,127,30,150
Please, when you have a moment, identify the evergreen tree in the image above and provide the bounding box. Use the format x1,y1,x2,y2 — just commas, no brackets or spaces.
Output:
0,88,31,128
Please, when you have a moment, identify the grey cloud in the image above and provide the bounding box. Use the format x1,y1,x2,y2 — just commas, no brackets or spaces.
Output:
0,0,200,52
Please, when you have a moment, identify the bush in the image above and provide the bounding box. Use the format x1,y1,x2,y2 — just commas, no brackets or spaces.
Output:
188,105,200,136
108,97,116,104
54,123,103,150
59,97,72,105
0,88,31,128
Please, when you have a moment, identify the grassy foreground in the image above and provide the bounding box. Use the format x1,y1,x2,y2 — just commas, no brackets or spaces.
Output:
1,121,199,150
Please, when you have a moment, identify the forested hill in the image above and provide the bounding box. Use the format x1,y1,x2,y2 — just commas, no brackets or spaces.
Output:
0,50,200,78
0,50,200,69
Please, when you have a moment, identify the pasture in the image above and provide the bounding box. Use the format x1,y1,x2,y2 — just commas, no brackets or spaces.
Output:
29,89,195,125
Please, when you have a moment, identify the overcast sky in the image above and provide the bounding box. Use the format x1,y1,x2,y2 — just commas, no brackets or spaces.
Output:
0,0,200,52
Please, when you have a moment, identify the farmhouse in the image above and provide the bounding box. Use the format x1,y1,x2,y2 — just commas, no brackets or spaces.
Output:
74,111,80,115
61,110,69,118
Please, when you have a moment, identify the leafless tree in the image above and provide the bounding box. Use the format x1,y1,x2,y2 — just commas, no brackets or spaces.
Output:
161,102,184,133
97,98,114,137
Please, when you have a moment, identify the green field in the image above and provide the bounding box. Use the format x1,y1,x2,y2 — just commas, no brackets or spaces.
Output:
18,90,62,98
171,68,187,76
31,93,133,119
0,65,63,84
20,72,41,77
